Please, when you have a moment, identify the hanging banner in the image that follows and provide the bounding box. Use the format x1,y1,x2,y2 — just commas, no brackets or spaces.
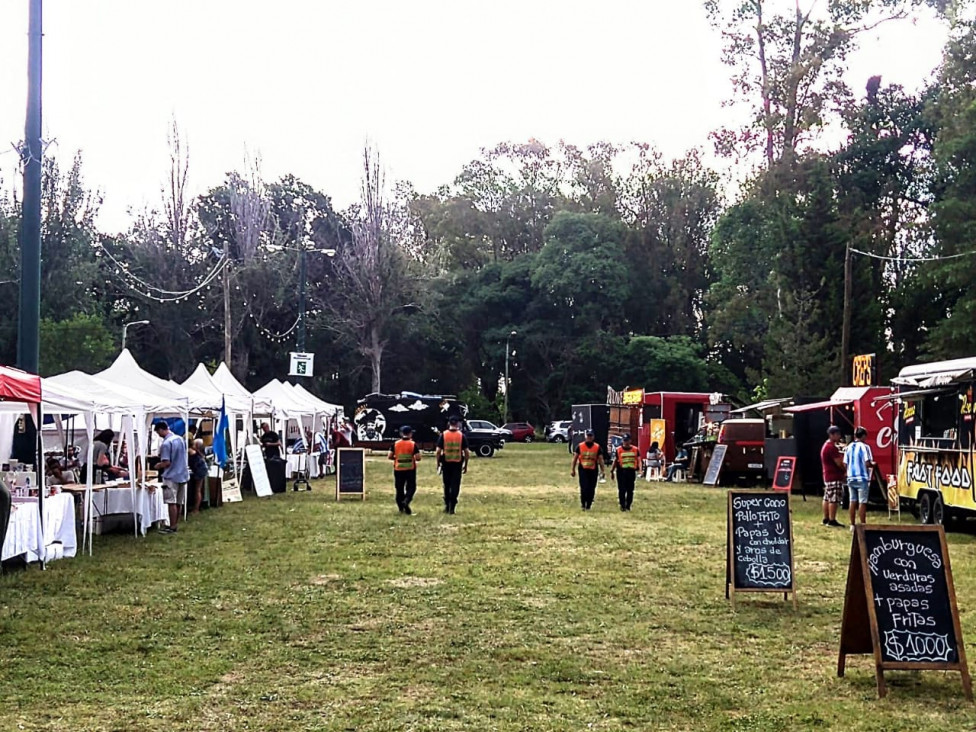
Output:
623,388,644,406
289,352,315,377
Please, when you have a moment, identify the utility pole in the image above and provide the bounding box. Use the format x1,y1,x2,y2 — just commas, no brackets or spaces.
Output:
297,240,307,353
223,262,232,366
18,0,43,374
841,242,853,386
503,330,516,424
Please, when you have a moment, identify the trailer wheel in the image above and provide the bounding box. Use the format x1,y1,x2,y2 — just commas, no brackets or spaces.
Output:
477,443,495,458
932,494,945,526
918,492,934,524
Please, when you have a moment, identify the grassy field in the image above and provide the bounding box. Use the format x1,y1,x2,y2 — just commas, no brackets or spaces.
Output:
2,443,975,731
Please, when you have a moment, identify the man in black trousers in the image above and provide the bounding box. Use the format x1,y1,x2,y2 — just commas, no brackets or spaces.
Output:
436,416,469,514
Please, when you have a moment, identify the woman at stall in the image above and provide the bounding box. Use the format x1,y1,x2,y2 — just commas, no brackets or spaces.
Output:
89,429,129,482
188,438,209,515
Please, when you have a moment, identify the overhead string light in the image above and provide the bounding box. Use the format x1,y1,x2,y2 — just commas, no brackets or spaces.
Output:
241,300,302,343
97,243,229,302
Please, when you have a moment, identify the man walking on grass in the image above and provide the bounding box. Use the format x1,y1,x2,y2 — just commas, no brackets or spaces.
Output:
610,433,642,511
436,416,469,514
571,429,605,510
845,426,875,529
154,420,189,534
821,425,846,528
388,425,421,514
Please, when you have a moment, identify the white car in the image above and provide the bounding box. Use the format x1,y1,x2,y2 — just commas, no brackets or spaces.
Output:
547,420,572,443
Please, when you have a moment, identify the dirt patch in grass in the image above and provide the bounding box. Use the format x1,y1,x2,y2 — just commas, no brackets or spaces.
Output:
387,576,443,589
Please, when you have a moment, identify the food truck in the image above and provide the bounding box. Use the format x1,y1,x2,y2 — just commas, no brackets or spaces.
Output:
894,358,976,524
783,386,897,499
354,392,467,450
639,391,728,462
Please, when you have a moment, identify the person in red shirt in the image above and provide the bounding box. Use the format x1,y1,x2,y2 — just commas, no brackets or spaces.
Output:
821,425,846,527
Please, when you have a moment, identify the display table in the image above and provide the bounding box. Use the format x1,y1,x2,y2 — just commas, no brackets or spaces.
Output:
2,501,40,561
61,482,167,536
2,493,77,562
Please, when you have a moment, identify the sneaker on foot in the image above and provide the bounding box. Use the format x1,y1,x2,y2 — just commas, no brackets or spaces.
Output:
828,519,844,528
822,518,829,525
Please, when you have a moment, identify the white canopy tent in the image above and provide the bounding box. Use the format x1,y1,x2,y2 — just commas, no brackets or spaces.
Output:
212,362,274,415
43,370,169,552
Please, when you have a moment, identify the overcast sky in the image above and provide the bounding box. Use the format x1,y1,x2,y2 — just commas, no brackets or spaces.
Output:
0,1,952,232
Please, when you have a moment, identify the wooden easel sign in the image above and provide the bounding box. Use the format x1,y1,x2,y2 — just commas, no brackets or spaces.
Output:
726,490,797,610
838,525,972,700
336,448,366,501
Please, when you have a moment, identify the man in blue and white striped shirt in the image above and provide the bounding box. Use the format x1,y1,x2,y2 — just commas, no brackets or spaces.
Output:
844,427,875,528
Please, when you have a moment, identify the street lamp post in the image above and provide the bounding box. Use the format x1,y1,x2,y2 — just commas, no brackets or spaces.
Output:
122,320,150,350
504,330,517,424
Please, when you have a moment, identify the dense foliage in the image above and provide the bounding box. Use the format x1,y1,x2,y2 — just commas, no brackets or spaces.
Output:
2,3,975,425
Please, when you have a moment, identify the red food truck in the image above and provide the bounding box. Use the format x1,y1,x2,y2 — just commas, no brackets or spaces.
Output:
783,386,897,500
639,391,727,462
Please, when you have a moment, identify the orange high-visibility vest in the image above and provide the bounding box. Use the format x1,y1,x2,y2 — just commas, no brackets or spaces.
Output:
578,442,601,470
617,446,640,470
393,439,417,471
442,431,464,462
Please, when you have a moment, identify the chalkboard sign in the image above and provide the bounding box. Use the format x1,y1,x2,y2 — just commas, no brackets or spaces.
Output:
726,490,797,609
336,448,365,501
244,445,272,498
703,444,727,486
773,456,796,492
838,525,972,699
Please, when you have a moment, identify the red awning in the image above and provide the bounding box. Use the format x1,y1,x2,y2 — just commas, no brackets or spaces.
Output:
0,366,41,404
784,399,854,414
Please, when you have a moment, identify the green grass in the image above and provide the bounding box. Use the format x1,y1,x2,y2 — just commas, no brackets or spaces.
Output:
2,443,975,731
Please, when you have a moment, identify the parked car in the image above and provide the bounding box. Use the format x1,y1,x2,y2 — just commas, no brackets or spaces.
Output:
464,419,509,457
546,420,572,443
502,422,536,442
716,418,766,485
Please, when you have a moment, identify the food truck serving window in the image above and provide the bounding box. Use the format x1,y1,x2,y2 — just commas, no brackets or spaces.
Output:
918,392,958,442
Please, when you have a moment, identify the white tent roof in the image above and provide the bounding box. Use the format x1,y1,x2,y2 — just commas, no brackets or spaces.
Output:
95,350,211,412
289,383,342,417
253,379,317,418
44,370,169,414
212,362,274,413
182,364,251,414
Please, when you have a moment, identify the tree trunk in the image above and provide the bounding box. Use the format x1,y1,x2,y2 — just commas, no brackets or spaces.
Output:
370,325,383,393
755,0,774,167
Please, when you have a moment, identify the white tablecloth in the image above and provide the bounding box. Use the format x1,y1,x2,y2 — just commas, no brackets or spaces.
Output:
94,485,167,535
2,501,40,561
3,494,77,562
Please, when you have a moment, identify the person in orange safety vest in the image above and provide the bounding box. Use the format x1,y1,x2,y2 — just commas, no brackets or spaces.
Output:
388,425,421,514
571,429,606,510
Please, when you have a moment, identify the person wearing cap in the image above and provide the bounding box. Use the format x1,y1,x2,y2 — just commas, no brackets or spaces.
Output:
436,416,469,514
154,420,189,534
845,426,875,528
388,425,422,514
571,429,605,510
610,434,642,511
820,426,846,527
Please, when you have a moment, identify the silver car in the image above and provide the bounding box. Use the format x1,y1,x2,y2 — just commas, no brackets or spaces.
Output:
546,420,572,443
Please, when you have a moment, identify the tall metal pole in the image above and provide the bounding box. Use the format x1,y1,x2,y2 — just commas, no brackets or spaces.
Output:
841,243,853,386
18,0,43,374
503,330,516,424
297,242,307,353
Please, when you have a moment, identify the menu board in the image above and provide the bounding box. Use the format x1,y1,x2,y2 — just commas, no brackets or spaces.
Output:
244,445,272,498
773,456,796,492
336,448,365,501
838,525,972,699
703,444,727,486
726,490,796,609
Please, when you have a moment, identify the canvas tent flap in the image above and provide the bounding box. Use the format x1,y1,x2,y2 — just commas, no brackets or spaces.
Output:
253,380,317,418
0,366,41,404
289,383,341,417
784,399,855,414
182,364,251,414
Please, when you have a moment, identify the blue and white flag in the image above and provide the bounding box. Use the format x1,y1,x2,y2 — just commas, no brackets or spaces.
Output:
213,398,229,467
